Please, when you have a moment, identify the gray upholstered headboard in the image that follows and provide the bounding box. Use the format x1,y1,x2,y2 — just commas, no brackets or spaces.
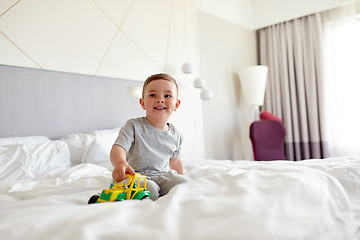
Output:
0,64,144,139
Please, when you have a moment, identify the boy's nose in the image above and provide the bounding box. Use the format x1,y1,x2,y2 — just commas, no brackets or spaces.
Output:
157,100,164,103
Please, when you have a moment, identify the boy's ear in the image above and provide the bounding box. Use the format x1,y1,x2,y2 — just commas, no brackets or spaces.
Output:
139,98,146,110
174,99,181,111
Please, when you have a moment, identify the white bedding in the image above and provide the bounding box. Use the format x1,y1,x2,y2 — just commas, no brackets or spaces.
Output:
0,157,359,240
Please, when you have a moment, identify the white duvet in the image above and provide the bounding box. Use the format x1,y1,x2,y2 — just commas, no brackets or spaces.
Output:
0,157,359,240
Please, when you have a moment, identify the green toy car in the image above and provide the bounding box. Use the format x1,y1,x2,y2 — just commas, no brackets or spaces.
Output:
88,173,151,204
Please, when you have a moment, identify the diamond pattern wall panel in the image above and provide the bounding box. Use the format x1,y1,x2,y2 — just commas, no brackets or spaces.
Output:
0,0,199,82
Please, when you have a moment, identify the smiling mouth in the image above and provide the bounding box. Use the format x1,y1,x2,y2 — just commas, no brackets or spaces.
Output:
154,107,166,110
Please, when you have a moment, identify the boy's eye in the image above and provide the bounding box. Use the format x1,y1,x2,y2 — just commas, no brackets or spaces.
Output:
149,94,156,97
164,94,172,98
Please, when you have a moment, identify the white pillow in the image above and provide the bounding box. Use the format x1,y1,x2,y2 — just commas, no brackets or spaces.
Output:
61,133,96,165
61,128,119,164
0,136,50,146
0,140,71,182
84,128,120,163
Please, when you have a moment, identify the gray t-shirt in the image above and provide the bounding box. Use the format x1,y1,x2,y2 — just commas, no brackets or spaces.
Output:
114,117,182,173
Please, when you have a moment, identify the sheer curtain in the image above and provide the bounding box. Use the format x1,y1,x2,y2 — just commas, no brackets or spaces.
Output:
322,3,360,157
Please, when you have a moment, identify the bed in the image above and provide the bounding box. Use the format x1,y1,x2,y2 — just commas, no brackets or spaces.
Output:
1,64,359,240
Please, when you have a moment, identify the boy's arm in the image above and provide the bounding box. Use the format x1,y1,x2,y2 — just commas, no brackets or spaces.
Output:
169,157,184,175
110,144,135,181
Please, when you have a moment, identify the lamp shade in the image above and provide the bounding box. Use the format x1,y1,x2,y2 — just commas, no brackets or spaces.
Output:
193,77,205,88
182,62,193,74
238,65,268,106
200,88,213,100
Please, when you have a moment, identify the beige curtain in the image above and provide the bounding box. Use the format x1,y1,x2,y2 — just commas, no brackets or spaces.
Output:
258,13,329,160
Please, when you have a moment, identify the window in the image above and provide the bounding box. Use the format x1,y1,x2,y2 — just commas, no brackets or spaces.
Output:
324,17,360,156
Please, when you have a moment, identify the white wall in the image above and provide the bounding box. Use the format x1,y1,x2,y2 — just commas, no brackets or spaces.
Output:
196,0,254,29
197,0,355,29
253,0,355,29
197,10,257,160
0,0,204,159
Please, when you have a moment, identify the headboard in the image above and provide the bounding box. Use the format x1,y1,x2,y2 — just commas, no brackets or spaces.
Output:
0,64,144,139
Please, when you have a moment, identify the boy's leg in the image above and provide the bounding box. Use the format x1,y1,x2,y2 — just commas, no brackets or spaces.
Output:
145,178,160,200
152,170,191,197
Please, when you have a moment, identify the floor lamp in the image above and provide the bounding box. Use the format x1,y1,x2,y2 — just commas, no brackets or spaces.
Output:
238,65,268,121
238,65,268,160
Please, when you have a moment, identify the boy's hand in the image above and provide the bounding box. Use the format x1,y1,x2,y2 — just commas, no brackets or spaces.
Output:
112,162,136,182
110,145,135,181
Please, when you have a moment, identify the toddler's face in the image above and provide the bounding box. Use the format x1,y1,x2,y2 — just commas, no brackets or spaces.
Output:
140,79,180,123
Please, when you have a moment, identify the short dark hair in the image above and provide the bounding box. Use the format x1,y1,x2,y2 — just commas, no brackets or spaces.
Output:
142,73,179,98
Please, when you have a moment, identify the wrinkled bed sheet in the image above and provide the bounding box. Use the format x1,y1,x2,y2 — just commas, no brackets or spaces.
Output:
0,157,359,240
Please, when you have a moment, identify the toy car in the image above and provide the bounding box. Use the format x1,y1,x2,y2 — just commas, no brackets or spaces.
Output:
88,173,151,204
